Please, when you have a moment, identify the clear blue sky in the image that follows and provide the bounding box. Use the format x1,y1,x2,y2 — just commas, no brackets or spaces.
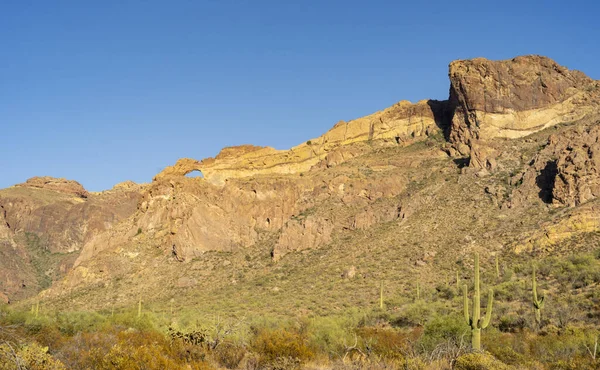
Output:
1,0,599,191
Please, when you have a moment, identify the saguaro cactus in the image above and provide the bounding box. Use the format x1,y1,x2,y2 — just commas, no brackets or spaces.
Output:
495,255,500,280
532,264,545,326
379,281,384,309
463,254,494,351
456,270,460,290
416,282,420,301
138,295,142,318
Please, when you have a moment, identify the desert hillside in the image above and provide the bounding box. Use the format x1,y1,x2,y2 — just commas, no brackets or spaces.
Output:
2,55,600,369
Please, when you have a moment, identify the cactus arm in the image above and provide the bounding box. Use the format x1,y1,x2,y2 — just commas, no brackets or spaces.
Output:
473,254,481,328
481,289,494,329
463,285,471,326
534,296,545,309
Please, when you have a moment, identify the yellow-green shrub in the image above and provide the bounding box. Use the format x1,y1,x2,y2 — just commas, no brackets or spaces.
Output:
250,327,314,366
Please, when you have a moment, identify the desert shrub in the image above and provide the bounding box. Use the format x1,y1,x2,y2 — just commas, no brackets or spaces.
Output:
419,314,469,353
501,268,514,283
482,330,527,365
23,315,54,335
55,329,119,368
100,341,184,369
525,329,591,364
55,310,107,335
107,309,159,332
356,327,415,359
454,351,511,370
308,314,358,356
498,314,527,333
435,283,456,300
213,341,246,369
494,281,524,302
250,326,314,367
391,300,435,327
0,342,66,370
549,299,584,328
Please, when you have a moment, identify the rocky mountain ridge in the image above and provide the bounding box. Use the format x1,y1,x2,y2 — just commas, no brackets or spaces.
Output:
1,55,600,308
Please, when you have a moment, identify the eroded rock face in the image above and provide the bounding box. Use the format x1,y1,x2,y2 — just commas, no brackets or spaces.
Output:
508,121,600,208
16,176,89,198
553,126,600,206
0,181,144,300
448,55,599,144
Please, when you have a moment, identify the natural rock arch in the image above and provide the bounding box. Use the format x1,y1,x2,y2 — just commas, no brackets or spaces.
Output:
185,170,204,178
153,158,205,181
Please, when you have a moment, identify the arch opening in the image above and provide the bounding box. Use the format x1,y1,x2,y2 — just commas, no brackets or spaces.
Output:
185,170,204,179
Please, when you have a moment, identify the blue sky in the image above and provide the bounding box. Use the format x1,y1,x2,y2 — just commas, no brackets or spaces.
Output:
1,0,599,191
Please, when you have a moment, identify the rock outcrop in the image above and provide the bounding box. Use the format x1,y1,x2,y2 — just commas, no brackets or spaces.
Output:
16,176,89,198
507,119,600,208
153,158,204,181
448,55,599,145
0,181,143,300
553,127,600,206
152,100,448,186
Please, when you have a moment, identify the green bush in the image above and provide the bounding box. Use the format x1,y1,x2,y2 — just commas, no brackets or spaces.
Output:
419,314,469,352
250,326,314,367
454,351,512,370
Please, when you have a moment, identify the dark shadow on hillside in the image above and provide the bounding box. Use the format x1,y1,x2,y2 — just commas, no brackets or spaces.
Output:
536,160,558,203
427,99,456,141
453,157,470,169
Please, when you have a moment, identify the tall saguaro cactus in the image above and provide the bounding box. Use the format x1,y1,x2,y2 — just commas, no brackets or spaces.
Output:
532,264,545,326
379,281,384,309
456,271,460,290
463,254,494,351
495,255,500,280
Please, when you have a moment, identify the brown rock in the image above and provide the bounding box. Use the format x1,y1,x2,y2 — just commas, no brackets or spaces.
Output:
469,141,498,171
342,266,357,279
154,158,204,181
553,126,600,206
16,176,89,198
448,55,599,145
508,122,600,207
274,216,334,261
0,179,142,300
176,277,197,288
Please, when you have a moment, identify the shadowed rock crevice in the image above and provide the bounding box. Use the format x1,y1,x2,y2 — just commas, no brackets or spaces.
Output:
427,99,455,140
536,160,558,203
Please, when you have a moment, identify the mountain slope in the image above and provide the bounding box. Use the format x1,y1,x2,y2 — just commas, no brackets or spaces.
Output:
2,55,600,315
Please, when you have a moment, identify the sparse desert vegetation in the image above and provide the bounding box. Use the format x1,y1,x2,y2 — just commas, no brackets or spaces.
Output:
3,244,600,369
2,52,600,369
